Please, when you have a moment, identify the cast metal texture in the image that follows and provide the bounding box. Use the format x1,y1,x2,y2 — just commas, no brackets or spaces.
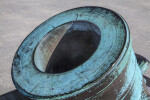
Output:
11,6,150,100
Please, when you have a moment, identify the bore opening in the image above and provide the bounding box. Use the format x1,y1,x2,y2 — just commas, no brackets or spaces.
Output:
34,21,101,74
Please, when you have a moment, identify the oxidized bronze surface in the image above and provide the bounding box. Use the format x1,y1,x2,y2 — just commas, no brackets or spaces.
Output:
10,6,150,100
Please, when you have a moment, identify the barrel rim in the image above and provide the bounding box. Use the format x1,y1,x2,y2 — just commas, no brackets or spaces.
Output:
11,6,130,99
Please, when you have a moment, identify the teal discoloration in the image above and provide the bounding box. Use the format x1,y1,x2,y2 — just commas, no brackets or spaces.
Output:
85,37,132,100
11,7,149,99
130,63,143,100
116,48,136,99
139,61,150,74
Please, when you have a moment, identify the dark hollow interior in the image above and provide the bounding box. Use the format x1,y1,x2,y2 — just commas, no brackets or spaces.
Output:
45,21,101,74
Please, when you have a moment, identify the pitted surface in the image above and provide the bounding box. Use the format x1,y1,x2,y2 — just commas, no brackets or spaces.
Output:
12,7,128,99
1,0,150,96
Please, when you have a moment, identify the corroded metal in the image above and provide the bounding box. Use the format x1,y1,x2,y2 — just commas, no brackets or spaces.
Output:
11,6,150,100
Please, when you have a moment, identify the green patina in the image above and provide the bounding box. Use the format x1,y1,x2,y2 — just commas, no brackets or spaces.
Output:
11,7,149,100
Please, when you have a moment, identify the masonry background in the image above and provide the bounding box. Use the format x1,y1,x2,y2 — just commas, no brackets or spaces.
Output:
0,0,150,95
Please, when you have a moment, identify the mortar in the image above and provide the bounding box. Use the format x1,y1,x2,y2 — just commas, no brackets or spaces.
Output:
12,6,150,100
